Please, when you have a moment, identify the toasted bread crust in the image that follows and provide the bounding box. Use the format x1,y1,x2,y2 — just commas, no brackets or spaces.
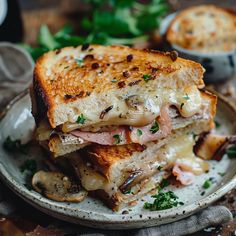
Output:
166,5,236,52
34,45,205,128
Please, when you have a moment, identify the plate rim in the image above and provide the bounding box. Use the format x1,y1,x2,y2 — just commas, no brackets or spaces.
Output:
0,91,235,229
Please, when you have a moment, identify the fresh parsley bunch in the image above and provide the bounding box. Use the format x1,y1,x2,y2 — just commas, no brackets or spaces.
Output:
82,0,168,45
21,0,168,61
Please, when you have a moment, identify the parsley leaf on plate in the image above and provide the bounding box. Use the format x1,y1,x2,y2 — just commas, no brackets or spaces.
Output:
3,136,28,154
144,190,184,211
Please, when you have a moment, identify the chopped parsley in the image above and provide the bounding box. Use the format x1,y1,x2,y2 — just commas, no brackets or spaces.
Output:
77,114,86,124
20,159,37,175
3,136,28,154
202,179,212,189
144,190,184,211
160,179,170,189
157,165,163,171
75,58,83,67
111,78,117,83
226,145,236,158
214,120,221,129
218,172,225,177
142,74,151,82
137,129,143,136
183,94,190,100
180,103,184,110
150,121,159,134
113,134,121,144
124,189,133,194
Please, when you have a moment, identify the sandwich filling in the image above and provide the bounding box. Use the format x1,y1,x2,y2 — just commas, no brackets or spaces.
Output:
70,133,209,210
37,87,210,149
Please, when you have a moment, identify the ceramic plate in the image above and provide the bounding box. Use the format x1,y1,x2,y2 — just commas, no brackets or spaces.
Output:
0,90,235,230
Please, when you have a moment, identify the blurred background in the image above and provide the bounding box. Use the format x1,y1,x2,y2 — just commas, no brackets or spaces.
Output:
18,0,236,46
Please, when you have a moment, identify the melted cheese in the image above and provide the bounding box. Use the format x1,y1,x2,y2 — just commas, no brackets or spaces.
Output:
77,133,209,196
164,134,209,175
62,85,202,132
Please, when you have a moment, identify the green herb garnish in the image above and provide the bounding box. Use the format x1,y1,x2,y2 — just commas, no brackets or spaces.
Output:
137,129,143,136
157,165,163,171
144,190,184,211
180,103,184,110
214,120,221,129
77,114,86,124
183,94,190,100
111,78,117,83
160,179,170,189
203,179,212,189
226,145,236,158
75,58,84,67
21,1,168,61
218,172,225,177
20,159,37,175
113,134,121,144
3,136,28,154
142,74,151,82
124,189,133,194
150,121,159,134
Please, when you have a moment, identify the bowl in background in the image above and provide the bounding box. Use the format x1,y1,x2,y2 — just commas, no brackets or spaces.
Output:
160,12,236,83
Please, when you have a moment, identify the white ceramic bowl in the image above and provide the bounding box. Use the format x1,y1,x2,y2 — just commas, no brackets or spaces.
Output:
160,12,236,83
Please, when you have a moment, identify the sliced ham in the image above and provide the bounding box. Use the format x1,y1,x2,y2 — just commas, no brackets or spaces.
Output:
172,164,195,185
71,106,172,146
71,127,127,145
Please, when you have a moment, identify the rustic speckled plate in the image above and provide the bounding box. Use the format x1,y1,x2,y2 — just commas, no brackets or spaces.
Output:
0,90,235,230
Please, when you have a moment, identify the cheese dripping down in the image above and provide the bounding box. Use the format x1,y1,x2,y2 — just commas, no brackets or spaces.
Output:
62,85,202,132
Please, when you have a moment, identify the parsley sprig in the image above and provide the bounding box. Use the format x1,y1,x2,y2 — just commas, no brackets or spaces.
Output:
77,114,86,124
202,179,212,189
124,189,134,195
144,178,183,211
226,145,236,158
144,190,184,211
142,74,151,82
20,159,37,175
137,129,143,136
150,121,159,134
3,136,28,154
75,58,84,67
113,134,121,144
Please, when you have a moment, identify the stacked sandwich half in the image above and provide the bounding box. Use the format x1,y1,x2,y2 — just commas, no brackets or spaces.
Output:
31,45,216,211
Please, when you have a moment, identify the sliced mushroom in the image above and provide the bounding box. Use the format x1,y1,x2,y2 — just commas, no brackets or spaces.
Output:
32,170,87,202
194,133,236,161
125,95,143,110
119,170,143,193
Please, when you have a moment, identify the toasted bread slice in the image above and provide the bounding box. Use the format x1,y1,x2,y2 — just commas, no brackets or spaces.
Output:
33,45,205,129
71,128,210,211
166,5,236,52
